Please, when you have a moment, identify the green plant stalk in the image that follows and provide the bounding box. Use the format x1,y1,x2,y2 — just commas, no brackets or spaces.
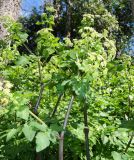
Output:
23,43,34,55
29,110,45,125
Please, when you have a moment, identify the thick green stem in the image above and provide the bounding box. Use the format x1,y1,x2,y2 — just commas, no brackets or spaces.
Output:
29,111,45,125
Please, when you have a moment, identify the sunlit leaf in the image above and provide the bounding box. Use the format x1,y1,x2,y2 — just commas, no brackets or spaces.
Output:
22,124,36,141
6,129,18,142
17,106,29,120
36,132,50,152
111,151,122,160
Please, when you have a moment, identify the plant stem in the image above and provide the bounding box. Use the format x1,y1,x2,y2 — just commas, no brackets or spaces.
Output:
83,101,90,160
22,44,44,114
23,43,43,83
38,58,42,82
51,93,63,117
34,83,45,114
23,43,34,55
59,95,74,160
125,132,134,152
29,110,45,125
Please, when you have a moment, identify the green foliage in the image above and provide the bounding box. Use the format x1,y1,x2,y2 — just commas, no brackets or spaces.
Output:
36,132,50,152
22,124,36,142
0,4,134,160
111,151,122,160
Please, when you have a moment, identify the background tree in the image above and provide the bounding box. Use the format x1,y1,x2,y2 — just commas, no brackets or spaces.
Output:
0,0,21,38
131,0,134,21
19,0,133,55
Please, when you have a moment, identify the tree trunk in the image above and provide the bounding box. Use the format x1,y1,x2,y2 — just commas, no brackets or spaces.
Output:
0,0,21,38
66,0,72,38
59,95,74,160
131,0,134,21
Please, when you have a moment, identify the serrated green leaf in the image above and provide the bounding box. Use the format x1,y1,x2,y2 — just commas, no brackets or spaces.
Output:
102,136,109,145
17,106,29,120
111,151,122,160
120,120,134,130
30,122,47,132
49,131,58,143
18,33,28,42
16,56,29,66
61,80,70,86
22,124,36,141
36,132,50,152
50,124,63,132
6,129,17,141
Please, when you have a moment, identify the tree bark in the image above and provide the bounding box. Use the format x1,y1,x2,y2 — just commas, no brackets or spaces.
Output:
0,0,21,38
66,0,72,38
83,102,90,160
59,95,74,160
131,0,134,21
